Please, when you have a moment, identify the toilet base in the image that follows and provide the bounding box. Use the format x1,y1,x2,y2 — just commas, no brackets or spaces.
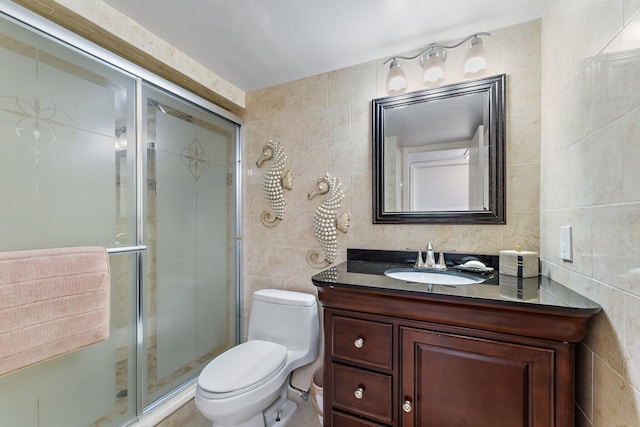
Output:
213,412,264,427
263,393,297,427
206,384,298,427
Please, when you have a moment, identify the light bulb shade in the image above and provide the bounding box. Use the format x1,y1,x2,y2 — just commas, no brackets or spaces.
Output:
386,59,407,93
422,50,445,84
463,37,487,77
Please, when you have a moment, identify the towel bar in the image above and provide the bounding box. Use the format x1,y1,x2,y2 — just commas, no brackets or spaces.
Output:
106,245,147,254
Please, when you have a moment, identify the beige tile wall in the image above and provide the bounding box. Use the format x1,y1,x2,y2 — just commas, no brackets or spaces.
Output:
243,19,542,385
541,1,640,425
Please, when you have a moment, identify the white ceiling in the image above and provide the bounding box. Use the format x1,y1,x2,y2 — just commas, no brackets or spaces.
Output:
103,0,547,93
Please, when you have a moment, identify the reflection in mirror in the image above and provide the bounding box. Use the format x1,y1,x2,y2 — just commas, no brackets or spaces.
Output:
372,74,506,224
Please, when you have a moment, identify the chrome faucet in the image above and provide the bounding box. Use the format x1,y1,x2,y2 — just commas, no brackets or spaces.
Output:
411,243,448,270
424,242,436,268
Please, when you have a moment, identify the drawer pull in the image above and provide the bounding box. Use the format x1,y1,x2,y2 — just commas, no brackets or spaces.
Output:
402,400,413,413
354,387,364,399
354,337,364,348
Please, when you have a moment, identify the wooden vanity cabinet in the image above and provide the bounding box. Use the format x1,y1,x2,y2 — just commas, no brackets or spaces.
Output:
317,285,594,427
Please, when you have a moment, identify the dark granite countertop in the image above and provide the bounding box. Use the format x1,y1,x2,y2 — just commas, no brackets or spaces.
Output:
311,249,601,315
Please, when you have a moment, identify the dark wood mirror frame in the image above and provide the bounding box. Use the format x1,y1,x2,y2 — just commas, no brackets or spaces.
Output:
372,74,506,224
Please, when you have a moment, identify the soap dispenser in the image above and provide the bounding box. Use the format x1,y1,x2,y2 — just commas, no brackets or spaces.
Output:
425,242,436,268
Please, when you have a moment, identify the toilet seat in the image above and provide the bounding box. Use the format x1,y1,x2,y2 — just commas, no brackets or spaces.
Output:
198,340,287,399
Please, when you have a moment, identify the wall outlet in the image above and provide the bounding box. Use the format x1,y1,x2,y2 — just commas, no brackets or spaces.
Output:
560,226,573,261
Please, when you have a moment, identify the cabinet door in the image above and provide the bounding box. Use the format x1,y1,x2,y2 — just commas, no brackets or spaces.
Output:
400,327,554,427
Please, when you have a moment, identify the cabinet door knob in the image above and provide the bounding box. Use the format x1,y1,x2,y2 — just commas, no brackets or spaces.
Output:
354,387,364,399
354,337,364,348
402,400,413,413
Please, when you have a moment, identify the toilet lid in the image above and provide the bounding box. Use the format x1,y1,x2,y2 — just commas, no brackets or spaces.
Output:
198,340,287,394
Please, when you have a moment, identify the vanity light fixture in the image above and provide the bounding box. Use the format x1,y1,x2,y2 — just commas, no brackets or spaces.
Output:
386,58,408,93
421,47,446,85
383,32,490,93
463,35,488,76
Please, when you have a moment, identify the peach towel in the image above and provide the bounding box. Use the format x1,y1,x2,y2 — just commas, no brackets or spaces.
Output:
0,246,110,376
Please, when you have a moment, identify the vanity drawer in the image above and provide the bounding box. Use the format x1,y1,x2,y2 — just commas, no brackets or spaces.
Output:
332,315,392,369
331,363,393,423
333,410,389,426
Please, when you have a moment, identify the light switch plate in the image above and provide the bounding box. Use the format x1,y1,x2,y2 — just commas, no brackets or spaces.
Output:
560,226,573,261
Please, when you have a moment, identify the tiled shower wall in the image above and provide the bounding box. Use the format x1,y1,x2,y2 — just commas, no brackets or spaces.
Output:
243,19,542,385
540,1,640,425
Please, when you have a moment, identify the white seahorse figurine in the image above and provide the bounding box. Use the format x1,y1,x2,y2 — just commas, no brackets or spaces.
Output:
306,174,350,269
256,139,292,228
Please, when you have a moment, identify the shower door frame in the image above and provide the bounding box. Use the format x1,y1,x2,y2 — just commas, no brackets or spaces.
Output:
0,1,244,422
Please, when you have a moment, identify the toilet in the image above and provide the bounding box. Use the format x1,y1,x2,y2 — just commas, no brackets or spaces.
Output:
195,289,319,427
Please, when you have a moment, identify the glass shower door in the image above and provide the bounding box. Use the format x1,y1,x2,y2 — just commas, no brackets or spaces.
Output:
142,84,238,405
0,15,138,426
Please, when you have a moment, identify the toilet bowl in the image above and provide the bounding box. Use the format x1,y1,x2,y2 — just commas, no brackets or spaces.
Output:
195,289,319,427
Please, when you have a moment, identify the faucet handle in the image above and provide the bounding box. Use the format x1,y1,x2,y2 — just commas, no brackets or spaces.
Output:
435,251,447,270
407,248,425,269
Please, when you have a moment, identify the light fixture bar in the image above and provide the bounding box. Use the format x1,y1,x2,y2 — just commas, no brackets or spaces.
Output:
383,32,490,65
383,32,491,93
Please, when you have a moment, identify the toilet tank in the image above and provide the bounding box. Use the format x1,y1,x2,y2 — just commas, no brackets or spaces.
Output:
247,289,319,367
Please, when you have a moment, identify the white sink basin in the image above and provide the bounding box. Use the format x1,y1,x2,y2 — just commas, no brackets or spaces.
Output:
384,269,485,286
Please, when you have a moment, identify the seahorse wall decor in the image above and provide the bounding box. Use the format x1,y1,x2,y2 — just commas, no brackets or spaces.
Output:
306,174,350,269
256,139,292,228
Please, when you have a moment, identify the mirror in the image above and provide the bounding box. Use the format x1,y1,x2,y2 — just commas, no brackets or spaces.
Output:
372,74,506,224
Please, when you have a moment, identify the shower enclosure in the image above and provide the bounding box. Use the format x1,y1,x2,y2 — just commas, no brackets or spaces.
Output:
141,84,239,407
0,6,241,426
